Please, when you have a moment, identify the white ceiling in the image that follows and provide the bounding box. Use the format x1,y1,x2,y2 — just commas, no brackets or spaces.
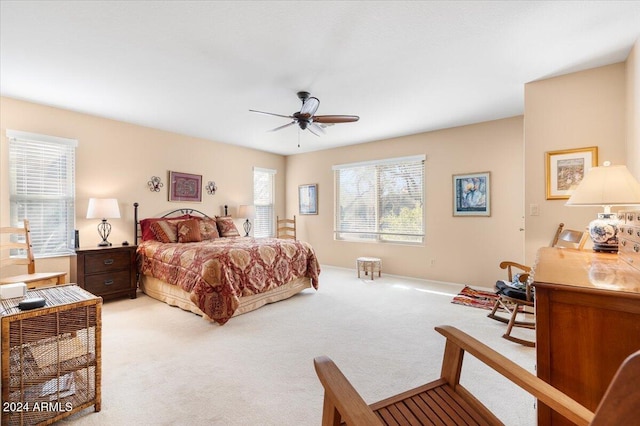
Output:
1,1,640,156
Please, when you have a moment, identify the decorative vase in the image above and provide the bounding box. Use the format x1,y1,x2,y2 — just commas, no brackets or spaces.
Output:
588,213,620,253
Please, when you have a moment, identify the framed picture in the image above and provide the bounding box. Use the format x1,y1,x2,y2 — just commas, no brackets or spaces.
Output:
545,146,598,200
168,171,202,202
299,184,318,215
453,172,491,216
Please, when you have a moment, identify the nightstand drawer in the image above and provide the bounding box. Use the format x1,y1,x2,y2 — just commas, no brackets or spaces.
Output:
84,250,131,273
84,270,132,294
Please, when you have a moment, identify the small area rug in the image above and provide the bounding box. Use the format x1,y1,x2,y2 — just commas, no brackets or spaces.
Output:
451,285,499,310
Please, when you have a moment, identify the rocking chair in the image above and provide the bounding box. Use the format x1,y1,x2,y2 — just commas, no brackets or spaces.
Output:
487,223,587,347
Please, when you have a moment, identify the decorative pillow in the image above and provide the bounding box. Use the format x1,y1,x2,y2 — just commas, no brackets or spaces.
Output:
150,220,180,243
215,216,241,237
140,215,190,241
198,218,220,240
177,219,202,243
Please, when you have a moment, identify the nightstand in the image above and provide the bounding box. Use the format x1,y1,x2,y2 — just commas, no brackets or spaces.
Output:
71,245,137,300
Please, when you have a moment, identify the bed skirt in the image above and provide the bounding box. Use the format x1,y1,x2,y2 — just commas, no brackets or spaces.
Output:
139,275,313,321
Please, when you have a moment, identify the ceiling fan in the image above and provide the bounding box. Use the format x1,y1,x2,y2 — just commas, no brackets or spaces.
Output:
250,91,359,136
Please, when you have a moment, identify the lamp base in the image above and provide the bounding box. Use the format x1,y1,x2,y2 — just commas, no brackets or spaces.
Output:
98,240,112,247
243,219,252,237
588,213,620,253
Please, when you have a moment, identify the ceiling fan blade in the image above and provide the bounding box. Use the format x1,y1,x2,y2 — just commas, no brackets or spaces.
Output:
306,124,322,137
249,109,294,119
312,115,360,123
300,97,320,116
269,121,296,132
310,122,326,134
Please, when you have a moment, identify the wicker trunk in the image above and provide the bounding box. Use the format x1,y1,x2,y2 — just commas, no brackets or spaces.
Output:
1,285,101,426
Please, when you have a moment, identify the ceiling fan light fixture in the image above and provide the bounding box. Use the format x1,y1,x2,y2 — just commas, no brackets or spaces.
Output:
250,92,359,136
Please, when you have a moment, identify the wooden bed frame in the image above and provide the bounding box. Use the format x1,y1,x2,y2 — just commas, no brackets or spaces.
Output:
132,202,313,321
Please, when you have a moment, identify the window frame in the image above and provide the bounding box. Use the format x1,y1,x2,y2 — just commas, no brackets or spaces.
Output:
253,167,276,238
7,129,77,258
333,155,425,245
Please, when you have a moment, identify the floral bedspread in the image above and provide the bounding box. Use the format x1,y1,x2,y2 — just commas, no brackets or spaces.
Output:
137,237,320,324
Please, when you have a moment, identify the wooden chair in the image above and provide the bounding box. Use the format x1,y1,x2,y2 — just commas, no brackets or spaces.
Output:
276,216,296,240
314,325,640,426
487,223,586,347
0,219,66,289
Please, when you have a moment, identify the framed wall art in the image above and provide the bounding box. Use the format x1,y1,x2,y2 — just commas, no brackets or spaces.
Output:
545,146,598,200
169,171,202,202
299,183,318,215
453,171,491,216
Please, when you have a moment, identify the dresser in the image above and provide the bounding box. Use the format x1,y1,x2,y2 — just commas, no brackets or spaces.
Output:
71,245,137,300
533,247,640,426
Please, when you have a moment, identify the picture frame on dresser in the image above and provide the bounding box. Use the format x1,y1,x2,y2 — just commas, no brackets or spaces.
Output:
545,146,598,200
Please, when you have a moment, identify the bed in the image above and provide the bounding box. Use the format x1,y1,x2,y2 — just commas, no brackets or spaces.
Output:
133,203,320,325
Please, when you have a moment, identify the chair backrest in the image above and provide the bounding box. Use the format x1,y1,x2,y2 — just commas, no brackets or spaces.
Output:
277,216,296,240
591,349,640,425
0,219,36,275
551,223,588,250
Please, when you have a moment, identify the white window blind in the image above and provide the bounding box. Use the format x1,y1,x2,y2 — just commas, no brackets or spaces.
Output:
8,130,77,257
334,155,425,243
253,167,276,238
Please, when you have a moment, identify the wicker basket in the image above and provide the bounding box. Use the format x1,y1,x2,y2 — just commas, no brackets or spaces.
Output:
1,285,101,426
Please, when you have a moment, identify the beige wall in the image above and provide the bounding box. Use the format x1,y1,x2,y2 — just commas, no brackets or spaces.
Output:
2,41,637,287
524,63,628,265
627,39,640,178
0,97,286,278
287,117,525,287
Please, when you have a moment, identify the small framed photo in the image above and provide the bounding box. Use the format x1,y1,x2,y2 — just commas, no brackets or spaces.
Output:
453,172,490,216
299,184,318,215
545,146,598,200
169,171,202,202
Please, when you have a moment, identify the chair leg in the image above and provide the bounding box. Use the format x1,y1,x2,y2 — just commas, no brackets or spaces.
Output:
487,298,511,324
502,301,535,347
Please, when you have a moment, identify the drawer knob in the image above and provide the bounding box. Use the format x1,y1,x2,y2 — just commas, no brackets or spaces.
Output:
104,279,114,286
104,259,114,265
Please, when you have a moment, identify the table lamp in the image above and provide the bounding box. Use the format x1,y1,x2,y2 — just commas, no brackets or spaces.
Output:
86,198,121,246
238,205,255,237
565,162,640,252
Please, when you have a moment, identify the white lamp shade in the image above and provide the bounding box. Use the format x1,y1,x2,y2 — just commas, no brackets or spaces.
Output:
86,198,121,219
565,165,640,207
238,205,255,218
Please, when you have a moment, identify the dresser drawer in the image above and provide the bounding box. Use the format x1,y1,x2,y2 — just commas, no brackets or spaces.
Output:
83,269,132,294
84,250,132,273
620,224,640,243
623,210,640,225
619,236,640,270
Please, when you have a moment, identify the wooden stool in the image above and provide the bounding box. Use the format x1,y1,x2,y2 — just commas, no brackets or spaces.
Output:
356,257,382,280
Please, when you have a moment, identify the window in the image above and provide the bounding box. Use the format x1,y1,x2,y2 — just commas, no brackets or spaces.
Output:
253,167,276,238
8,130,77,257
334,155,425,243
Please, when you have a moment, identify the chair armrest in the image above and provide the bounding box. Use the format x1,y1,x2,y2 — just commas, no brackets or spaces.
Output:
435,325,595,426
314,356,382,426
498,261,531,282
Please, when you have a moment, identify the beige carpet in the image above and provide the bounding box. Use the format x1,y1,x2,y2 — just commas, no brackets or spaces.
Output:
62,266,536,425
